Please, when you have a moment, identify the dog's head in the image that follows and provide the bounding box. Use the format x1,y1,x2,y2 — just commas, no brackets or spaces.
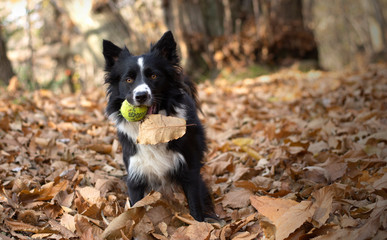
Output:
103,31,183,115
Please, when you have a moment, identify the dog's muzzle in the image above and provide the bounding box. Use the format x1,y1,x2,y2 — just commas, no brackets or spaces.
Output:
135,91,150,104
133,83,152,106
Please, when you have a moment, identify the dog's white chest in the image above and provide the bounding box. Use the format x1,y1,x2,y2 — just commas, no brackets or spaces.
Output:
129,143,183,186
115,118,185,187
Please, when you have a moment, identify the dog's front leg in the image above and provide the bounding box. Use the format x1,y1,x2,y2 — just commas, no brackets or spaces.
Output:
126,177,146,206
180,169,205,222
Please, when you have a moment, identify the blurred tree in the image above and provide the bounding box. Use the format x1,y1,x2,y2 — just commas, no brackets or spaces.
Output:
163,0,318,78
41,0,77,92
26,0,38,89
0,26,15,85
263,0,318,63
305,0,387,70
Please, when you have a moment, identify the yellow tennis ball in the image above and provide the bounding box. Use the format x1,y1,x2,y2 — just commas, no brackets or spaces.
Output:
120,100,148,122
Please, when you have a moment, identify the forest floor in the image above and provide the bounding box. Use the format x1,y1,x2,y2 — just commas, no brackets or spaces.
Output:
0,64,386,240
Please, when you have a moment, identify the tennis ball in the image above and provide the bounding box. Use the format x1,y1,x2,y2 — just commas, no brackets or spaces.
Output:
120,100,148,122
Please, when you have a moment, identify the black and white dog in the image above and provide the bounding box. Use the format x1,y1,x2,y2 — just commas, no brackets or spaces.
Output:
103,31,215,221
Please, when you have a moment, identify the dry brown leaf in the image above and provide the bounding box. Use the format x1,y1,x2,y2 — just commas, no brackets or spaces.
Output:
61,213,76,232
18,180,69,203
319,158,347,182
340,215,359,228
171,222,214,240
86,143,112,154
1,62,387,240
222,188,253,209
231,231,258,240
48,219,77,239
158,222,168,237
53,190,74,208
206,153,234,175
174,214,197,225
132,191,162,208
78,215,103,238
274,201,314,240
31,233,53,239
77,186,101,205
311,186,333,227
43,203,63,219
373,174,387,190
5,219,56,234
133,214,156,240
101,208,144,240
146,205,173,227
220,214,257,240
307,141,329,155
80,227,96,240
313,200,387,240
152,232,169,240
250,196,298,222
234,180,261,192
82,203,102,219
137,114,186,144
17,210,38,225
231,165,250,182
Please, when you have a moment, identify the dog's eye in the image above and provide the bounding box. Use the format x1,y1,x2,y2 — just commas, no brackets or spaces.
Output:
151,74,157,80
126,78,134,83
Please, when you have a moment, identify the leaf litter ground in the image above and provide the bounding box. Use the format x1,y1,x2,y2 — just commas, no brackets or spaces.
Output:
0,64,386,240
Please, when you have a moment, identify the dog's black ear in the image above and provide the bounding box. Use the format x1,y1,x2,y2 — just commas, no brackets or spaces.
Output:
103,40,123,71
151,31,179,63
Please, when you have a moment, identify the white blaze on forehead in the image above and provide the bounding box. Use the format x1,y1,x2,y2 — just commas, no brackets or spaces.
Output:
137,57,144,72
135,57,150,94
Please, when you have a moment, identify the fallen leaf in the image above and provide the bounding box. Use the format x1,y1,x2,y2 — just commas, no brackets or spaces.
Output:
250,196,298,222
48,219,77,239
77,186,101,205
311,186,333,227
132,191,162,208
307,141,329,155
219,214,257,240
222,188,253,209
171,221,214,240
274,200,314,240
60,213,76,232
373,174,387,190
5,219,56,234
137,114,186,144
86,143,112,154
206,153,234,175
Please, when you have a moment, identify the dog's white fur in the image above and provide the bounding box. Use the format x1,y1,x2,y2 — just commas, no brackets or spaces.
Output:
109,105,187,188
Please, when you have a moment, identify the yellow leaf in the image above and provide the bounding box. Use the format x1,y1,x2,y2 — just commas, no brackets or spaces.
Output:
231,138,254,147
241,145,262,160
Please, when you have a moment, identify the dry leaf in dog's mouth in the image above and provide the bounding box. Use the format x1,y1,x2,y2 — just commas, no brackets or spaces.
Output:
137,114,187,144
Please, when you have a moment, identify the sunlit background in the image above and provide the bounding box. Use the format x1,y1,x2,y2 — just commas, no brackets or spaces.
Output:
1,0,386,92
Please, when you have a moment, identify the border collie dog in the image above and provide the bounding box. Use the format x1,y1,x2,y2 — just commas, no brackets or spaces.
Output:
103,31,214,221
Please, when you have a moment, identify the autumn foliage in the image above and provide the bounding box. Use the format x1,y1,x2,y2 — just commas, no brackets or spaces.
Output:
0,64,386,239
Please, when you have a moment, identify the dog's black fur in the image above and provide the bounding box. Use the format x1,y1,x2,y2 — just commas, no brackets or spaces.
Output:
103,31,214,221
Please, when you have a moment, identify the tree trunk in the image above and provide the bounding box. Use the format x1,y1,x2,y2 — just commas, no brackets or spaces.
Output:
0,26,15,85
263,0,318,64
163,0,224,78
163,0,318,77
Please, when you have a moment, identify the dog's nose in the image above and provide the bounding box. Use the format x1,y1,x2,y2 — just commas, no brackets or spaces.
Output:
135,91,149,104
